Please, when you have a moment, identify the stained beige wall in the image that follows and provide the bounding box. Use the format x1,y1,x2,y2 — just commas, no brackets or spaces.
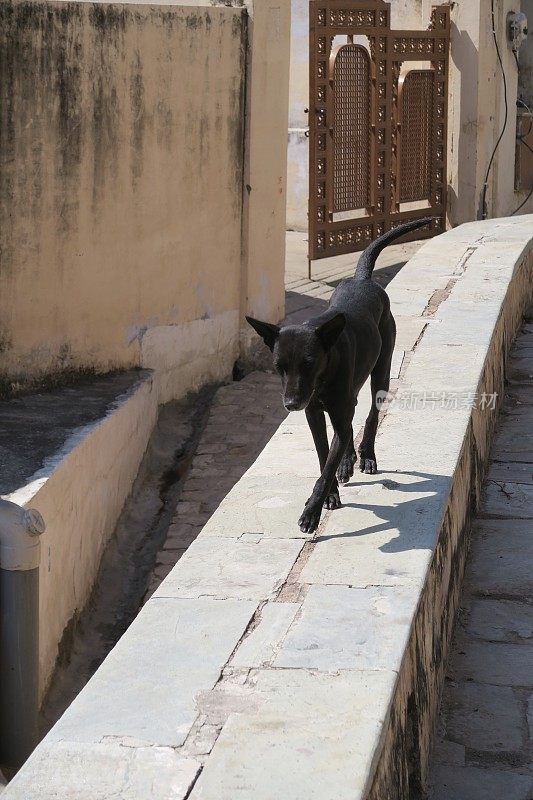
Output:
0,0,247,392
240,0,291,332
447,0,522,223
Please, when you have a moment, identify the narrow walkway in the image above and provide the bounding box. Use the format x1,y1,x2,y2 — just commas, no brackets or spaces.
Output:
147,233,423,596
40,232,423,730
429,308,533,799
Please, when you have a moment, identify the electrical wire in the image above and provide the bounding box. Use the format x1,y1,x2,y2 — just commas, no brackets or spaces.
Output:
480,0,509,219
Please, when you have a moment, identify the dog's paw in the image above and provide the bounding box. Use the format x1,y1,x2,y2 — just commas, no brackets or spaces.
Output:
337,452,357,485
298,503,322,534
323,490,341,510
359,453,377,474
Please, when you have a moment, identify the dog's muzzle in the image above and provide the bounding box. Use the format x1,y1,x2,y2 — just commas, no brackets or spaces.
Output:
283,398,307,412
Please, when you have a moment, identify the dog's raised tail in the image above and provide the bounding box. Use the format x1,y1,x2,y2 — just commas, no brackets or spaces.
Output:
354,217,434,280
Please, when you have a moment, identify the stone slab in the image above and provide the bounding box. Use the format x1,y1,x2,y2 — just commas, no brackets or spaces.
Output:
4,742,200,800
300,529,431,589
231,602,300,668
0,370,149,495
190,669,398,800
430,766,533,800
375,401,472,473
486,461,533,484
45,598,256,748
492,419,533,456
273,584,414,672
300,475,442,588
430,738,466,767
465,519,533,595
153,537,303,601
492,451,533,464
394,316,428,351
483,481,533,518
441,681,524,752
448,638,533,687
195,473,317,538
507,356,533,383
463,597,533,642
400,341,487,393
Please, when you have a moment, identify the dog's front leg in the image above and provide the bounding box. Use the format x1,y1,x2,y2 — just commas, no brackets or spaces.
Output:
298,420,351,534
305,405,340,510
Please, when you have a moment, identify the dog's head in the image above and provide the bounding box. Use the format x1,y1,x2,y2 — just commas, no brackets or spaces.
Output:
246,314,345,411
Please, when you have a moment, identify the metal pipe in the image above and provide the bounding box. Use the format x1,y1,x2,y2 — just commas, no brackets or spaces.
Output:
0,499,45,774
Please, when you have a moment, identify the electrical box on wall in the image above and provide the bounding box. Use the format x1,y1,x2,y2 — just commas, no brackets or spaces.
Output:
507,11,528,52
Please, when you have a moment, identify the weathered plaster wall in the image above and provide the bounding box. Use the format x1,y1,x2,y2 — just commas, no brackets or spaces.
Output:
446,0,527,223
0,0,246,391
239,0,291,336
286,0,307,231
519,0,533,106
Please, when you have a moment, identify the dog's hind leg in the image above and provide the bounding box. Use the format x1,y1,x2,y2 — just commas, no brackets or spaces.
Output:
359,314,396,474
337,429,357,485
305,404,341,510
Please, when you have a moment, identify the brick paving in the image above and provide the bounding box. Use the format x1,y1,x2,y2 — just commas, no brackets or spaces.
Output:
429,308,533,800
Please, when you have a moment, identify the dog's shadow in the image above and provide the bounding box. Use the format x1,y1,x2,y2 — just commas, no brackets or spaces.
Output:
318,470,451,553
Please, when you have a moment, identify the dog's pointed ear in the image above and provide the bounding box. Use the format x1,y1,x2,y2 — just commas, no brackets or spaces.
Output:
316,313,346,351
246,316,280,351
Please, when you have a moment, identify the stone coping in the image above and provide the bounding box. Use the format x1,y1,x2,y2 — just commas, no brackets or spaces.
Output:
4,217,533,799
0,370,148,497
2,370,158,698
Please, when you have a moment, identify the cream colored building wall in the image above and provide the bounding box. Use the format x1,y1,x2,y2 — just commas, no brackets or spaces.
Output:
287,0,308,231
240,0,291,333
447,0,525,223
0,1,247,393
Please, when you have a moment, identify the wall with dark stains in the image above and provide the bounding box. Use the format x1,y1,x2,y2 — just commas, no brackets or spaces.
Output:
0,0,247,393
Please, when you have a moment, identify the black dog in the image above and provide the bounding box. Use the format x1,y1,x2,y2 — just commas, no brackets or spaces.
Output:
247,218,432,534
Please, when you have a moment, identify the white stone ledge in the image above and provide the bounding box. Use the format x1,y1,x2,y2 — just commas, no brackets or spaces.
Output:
4,217,533,799
4,371,159,699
